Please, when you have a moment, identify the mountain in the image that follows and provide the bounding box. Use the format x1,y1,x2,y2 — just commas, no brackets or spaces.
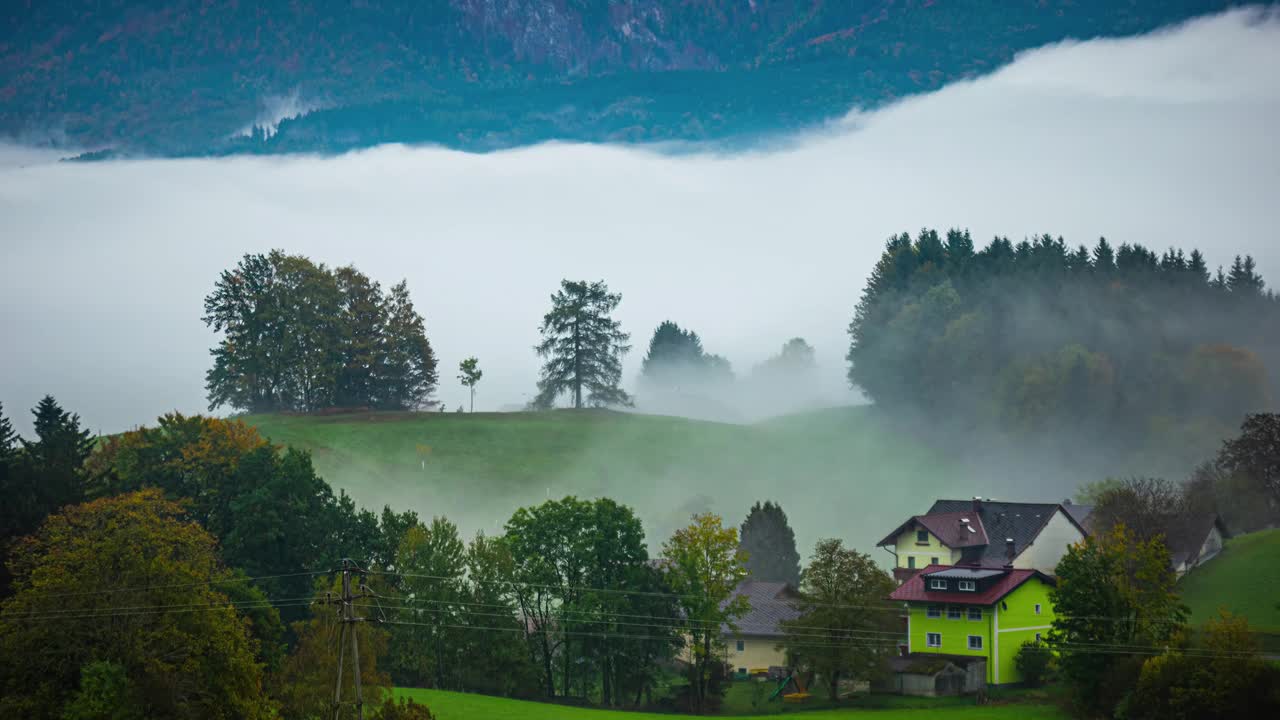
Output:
0,1,1236,156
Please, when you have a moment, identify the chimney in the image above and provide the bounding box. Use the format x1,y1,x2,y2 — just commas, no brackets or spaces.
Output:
1004,538,1016,567
972,496,983,513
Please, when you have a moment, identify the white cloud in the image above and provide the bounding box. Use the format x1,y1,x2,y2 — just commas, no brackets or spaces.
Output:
1,7,1278,436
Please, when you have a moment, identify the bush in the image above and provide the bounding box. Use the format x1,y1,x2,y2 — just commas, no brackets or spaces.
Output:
1124,612,1280,720
1014,640,1053,688
372,697,433,720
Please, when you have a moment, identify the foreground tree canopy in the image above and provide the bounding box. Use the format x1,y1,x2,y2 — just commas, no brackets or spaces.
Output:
204,251,438,413
0,490,274,719
848,229,1278,468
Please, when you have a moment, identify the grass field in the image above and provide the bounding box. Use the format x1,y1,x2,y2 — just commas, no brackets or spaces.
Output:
393,687,1069,720
242,406,966,553
1180,528,1280,637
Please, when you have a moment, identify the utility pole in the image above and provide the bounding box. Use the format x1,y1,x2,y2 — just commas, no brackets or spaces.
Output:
321,559,373,720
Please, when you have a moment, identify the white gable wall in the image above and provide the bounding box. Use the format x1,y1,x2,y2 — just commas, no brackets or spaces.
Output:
1011,510,1084,573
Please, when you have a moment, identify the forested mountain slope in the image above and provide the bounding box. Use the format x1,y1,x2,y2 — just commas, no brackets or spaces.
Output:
0,1,1235,154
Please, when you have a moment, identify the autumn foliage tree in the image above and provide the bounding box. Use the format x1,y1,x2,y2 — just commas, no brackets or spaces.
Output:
0,490,275,719
661,513,748,714
1048,523,1187,716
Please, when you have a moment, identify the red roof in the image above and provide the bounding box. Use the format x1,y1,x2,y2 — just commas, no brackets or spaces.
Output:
888,564,1054,606
877,512,988,548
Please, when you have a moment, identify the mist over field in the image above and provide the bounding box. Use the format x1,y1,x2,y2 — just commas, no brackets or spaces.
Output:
2,8,1279,550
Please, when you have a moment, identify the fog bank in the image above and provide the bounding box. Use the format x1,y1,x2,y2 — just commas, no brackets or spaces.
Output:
2,8,1279,436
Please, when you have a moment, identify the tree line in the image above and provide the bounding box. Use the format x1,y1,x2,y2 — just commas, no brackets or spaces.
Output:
848,230,1278,472
204,251,438,413
1,397,882,717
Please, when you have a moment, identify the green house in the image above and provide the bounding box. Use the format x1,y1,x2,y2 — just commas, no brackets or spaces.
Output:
888,564,1056,686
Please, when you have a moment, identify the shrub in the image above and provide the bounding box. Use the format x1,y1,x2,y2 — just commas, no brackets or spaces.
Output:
1014,640,1053,688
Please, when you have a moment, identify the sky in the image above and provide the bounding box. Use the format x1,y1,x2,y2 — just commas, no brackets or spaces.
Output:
2,7,1279,437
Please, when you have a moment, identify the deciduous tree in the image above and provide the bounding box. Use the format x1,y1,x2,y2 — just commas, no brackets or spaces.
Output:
0,490,275,719
782,539,897,701
458,357,482,412
661,513,748,714
1049,523,1187,715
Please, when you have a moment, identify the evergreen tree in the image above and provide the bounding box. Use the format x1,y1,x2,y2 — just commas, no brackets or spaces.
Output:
639,321,732,391
334,265,388,408
533,280,632,409
1092,237,1116,272
1188,249,1210,284
738,501,801,586
0,401,16,465
378,281,439,410
18,395,93,525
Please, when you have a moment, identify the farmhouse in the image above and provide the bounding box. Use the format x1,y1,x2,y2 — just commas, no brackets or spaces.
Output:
723,580,799,677
1168,512,1229,577
888,564,1056,686
878,497,1087,582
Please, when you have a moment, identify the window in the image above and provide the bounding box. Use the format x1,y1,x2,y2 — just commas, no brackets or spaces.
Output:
736,640,744,652
967,607,982,621
968,635,983,650
929,579,947,590
947,606,962,620
931,556,939,565
916,530,930,544
737,667,747,676
1001,601,1008,611
1035,603,1042,615
926,605,941,619
926,632,942,648
958,580,976,592
908,556,916,569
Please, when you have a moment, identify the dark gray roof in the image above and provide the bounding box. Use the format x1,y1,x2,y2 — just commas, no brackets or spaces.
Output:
1063,503,1094,529
928,499,1082,566
1166,513,1228,568
722,580,800,638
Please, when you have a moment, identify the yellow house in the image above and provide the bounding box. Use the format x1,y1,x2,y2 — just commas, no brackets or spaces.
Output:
723,580,799,676
878,498,1088,582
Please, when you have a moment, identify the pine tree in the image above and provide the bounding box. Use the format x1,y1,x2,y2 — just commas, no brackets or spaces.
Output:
739,501,801,587
22,395,93,509
0,401,16,465
639,321,732,391
334,266,388,408
379,281,439,410
1188,249,1210,284
533,280,632,409
1092,237,1115,273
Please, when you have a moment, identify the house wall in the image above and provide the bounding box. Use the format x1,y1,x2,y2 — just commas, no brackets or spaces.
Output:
993,579,1054,685
906,601,994,682
725,634,786,674
893,526,964,569
1199,525,1224,563
1013,510,1084,574
906,577,1055,685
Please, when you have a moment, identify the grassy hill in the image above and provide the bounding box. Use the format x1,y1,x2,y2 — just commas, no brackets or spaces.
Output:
394,687,1068,720
240,406,1079,556
1180,529,1280,637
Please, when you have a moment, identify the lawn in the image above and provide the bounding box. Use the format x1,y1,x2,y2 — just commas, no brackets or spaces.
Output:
239,406,957,553
1179,528,1280,641
393,687,1070,720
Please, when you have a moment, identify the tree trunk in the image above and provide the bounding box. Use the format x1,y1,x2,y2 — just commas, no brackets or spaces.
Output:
469,385,474,413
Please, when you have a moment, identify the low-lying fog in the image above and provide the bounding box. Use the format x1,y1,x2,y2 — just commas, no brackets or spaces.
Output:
2,8,1278,551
